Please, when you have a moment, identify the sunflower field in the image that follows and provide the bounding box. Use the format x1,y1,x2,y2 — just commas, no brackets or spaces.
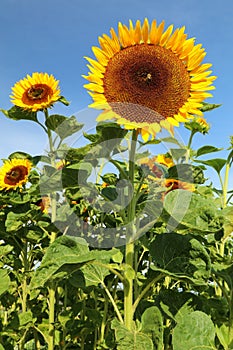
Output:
0,18,233,350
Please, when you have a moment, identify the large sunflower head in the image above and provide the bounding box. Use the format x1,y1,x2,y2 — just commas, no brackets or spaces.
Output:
11,72,61,112
83,18,216,140
0,158,32,191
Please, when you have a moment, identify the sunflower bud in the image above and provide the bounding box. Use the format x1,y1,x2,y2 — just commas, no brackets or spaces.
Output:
184,117,210,134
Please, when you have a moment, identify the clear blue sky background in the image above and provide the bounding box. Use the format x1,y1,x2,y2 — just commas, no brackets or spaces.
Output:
0,0,232,188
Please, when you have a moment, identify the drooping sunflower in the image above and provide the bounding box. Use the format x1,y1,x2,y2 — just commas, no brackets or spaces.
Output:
83,18,216,140
11,73,61,112
0,159,32,191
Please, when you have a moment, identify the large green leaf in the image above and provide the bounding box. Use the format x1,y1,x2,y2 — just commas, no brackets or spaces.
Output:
196,145,222,157
194,158,226,174
149,232,211,283
141,306,163,350
112,319,154,350
1,106,38,122
30,236,117,289
173,311,216,350
45,114,67,130
54,115,83,140
163,189,223,233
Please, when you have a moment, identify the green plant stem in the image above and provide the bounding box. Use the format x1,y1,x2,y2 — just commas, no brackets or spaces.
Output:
132,274,164,314
124,130,138,330
33,328,41,350
102,281,123,323
219,161,230,264
186,130,196,163
48,283,56,350
222,162,230,209
217,161,230,298
44,109,58,350
21,240,28,313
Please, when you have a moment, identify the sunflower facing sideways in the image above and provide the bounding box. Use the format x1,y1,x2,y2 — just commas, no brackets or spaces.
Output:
10,72,61,112
0,159,32,191
83,18,216,140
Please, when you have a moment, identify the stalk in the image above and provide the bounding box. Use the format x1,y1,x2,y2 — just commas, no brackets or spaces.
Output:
124,130,138,330
44,109,58,350
19,240,29,350
185,130,196,163
21,240,28,313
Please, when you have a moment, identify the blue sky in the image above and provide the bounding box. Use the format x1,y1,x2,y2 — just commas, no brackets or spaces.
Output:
0,0,232,188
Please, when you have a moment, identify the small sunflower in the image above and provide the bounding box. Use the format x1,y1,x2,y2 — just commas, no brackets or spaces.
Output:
0,159,32,191
36,196,50,214
11,73,61,112
164,178,195,194
154,154,174,168
83,18,216,140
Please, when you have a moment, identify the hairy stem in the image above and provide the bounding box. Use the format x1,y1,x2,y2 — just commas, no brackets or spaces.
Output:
124,130,138,330
44,109,58,350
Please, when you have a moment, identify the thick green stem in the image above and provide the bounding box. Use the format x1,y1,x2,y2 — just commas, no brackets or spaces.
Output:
124,130,138,330
44,109,58,350
21,240,28,314
217,161,230,298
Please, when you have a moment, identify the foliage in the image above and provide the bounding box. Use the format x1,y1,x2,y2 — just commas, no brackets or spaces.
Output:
0,85,232,350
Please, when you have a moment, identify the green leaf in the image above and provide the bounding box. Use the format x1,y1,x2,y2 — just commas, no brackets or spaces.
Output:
0,269,10,296
18,311,33,327
159,136,183,146
101,173,118,185
196,145,223,157
5,211,24,231
0,245,13,256
1,106,38,122
173,311,216,350
82,262,110,286
194,158,226,174
216,324,233,349
149,232,211,282
96,122,128,141
141,307,163,350
39,170,62,194
55,115,83,140
45,114,67,130
199,102,221,112
221,206,233,239
167,163,193,182
58,95,70,106
112,319,154,350
139,138,161,146
8,151,32,160
62,162,92,187
163,190,223,233
30,236,118,289
170,148,187,162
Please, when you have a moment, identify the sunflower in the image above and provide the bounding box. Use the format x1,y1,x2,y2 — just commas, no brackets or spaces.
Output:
11,73,61,112
0,159,32,191
36,196,50,214
83,18,216,140
164,178,195,194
